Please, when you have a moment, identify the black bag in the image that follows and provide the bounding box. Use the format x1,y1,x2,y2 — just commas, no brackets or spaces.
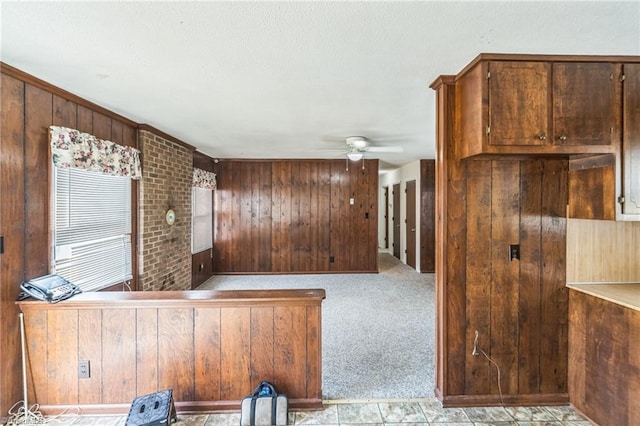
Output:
125,389,177,426
240,381,288,425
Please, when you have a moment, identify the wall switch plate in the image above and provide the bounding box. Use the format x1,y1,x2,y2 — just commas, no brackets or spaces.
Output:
509,244,520,261
79,360,90,378
349,198,355,205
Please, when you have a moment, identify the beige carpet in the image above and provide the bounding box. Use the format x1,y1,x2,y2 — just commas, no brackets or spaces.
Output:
197,253,436,399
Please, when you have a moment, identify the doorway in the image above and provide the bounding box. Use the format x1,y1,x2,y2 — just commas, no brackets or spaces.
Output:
406,180,416,269
392,183,400,259
384,186,389,249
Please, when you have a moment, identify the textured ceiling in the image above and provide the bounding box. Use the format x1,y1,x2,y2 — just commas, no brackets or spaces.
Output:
2,2,639,172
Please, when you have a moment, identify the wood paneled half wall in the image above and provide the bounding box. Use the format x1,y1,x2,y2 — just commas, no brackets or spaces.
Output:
17,289,325,414
213,160,379,273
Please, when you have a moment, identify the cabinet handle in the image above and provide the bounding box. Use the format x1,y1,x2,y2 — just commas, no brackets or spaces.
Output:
538,134,547,140
558,135,567,141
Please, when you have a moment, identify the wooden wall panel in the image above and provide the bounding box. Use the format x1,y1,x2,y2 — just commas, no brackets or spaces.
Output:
273,306,307,397
24,85,52,279
220,307,251,399
0,73,26,416
539,160,568,394
569,290,640,426
47,310,79,404
518,160,543,394
158,308,195,401
489,161,521,395
566,219,640,283
420,160,436,273
464,160,492,395
136,309,159,396
213,160,377,274
52,95,77,128
194,308,221,401
18,290,324,413
102,309,136,403
258,163,272,271
250,307,275,386
24,310,47,405
305,305,322,399
192,249,213,289
78,310,103,404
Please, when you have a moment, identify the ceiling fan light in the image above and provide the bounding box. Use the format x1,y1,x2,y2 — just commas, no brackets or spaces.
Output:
347,152,364,161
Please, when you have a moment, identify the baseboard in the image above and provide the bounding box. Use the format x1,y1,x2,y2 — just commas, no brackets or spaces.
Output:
37,398,324,416
439,393,569,407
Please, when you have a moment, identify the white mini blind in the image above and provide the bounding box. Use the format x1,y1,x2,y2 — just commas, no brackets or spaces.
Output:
192,186,213,253
52,167,132,291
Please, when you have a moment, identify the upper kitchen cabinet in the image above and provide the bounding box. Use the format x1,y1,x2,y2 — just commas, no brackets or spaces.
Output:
622,63,640,215
455,54,621,159
567,62,640,220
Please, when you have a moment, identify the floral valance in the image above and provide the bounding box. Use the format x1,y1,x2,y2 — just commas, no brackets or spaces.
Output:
193,167,217,190
50,126,142,179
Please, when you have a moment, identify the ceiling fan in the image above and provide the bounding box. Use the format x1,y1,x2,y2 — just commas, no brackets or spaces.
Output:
343,136,403,161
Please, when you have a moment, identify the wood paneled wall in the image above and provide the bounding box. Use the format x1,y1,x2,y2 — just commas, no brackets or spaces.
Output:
566,219,640,283
18,289,324,414
420,160,435,273
431,78,569,406
0,64,138,419
213,160,379,273
569,290,640,425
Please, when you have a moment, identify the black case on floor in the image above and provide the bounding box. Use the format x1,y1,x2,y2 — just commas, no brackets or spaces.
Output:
125,389,177,426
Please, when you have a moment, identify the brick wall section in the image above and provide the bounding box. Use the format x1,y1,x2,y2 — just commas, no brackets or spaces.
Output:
139,130,192,291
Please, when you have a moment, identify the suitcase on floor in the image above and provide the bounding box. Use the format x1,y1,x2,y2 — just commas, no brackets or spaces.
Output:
125,389,177,425
240,381,288,425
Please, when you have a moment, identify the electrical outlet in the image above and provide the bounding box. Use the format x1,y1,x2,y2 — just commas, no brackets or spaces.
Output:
79,360,90,378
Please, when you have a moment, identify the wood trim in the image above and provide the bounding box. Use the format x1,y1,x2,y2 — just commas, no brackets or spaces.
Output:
18,289,326,310
36,397,323,416
0,62,138,127
440,393,569,408
138,124,195,151
455,53,640,80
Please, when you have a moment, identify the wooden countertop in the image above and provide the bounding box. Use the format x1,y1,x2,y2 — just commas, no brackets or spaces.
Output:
567,283,640,312
17,288,326,310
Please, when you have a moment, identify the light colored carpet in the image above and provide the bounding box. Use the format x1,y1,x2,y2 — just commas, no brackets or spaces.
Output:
197,253,436,400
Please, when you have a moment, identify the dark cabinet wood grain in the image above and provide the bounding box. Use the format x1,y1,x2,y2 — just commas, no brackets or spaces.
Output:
622,63,640,214
488,61,551,146
456,56,622,158
552,62,621,146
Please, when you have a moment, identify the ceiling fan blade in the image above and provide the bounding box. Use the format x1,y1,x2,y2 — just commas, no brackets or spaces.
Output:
366,146,404,153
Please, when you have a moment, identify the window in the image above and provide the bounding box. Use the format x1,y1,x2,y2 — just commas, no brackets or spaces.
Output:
52,167,132,291
192,186,213,253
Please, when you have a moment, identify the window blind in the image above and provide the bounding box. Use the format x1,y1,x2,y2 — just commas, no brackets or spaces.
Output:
52,167,132,291
192,186,213,253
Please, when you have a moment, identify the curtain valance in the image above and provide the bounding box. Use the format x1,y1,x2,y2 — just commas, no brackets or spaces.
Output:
193,167,217,190
50,126,142,179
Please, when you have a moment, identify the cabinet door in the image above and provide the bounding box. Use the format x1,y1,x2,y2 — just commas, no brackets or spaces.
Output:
488,61,550,145
622,63,640,214
553,63,621,146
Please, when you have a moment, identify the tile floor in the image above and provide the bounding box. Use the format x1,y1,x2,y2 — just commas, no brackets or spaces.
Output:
49,398,594,425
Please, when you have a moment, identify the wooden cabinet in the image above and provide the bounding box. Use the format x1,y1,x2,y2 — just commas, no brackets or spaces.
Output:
553,62,621,146
568,62,640,220
622,63,640,215
456,56,621,158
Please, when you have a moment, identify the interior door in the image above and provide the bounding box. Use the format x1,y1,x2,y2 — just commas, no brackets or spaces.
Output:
384,186,389,249
392,183,400,259
406,180,416,269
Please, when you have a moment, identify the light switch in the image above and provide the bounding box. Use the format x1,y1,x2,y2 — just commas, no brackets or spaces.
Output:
349,198,355,205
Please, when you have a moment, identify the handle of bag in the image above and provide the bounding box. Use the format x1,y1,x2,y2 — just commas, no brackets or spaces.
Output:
252,381,277,397
249,381,279,425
